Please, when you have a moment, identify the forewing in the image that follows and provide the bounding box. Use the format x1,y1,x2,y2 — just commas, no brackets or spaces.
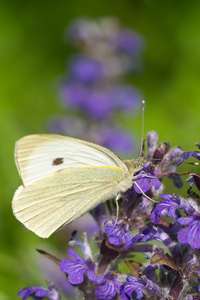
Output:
12,166,124,238
15,134,127,186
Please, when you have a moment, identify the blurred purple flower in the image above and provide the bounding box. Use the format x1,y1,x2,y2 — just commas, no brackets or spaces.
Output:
84,89,112,118
61,84,140,119
47,116,86,136
114,30,145,55
61,82,88,109
109,85,139,111
97,126,135,155
48,17,145,156
69,56,103,83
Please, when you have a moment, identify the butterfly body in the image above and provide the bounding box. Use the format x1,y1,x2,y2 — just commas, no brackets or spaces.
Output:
12,134,143,238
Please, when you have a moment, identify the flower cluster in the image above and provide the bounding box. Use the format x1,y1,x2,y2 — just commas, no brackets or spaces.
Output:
17,132,200,299
47,17,145,155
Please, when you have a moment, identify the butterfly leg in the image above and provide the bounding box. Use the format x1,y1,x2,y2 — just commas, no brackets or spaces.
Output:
114,192,123,224
133,181,157,203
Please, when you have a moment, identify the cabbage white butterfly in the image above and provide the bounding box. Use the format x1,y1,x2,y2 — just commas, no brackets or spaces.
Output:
12,134,144,238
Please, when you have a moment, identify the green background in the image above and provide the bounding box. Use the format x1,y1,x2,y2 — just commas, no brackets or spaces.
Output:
1,0,200,299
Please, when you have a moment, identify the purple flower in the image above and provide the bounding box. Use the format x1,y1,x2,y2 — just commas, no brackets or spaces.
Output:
177,151,200,166
114,30,145,55
47,116,85,135
105,220,132,246
97,126,135,155
61,82,88,109
151,194,182,223
125,227,157,249
177,212,200,248
69,56,103,83
120,275,161,300
125,224,178,250
133,162,161,194
59,248,97,284
17,281,60,300
84,89,112,118
109,86,140,112
151,194,196,224
95,272,121,300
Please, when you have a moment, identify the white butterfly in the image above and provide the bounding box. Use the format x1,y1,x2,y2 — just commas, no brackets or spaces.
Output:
12,134,143,238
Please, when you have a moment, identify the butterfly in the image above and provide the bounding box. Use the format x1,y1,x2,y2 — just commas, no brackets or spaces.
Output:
12,134,144,238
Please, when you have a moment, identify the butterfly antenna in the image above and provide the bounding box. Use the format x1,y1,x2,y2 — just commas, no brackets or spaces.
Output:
139,100,145,158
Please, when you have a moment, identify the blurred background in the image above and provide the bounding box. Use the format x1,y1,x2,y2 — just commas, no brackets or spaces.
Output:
1,0,200,299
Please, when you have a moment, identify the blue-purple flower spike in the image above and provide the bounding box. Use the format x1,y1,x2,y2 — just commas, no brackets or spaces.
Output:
47,17,145,155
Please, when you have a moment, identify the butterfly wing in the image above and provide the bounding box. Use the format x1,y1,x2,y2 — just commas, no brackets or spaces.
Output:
12,166,124,238
15,134,128,186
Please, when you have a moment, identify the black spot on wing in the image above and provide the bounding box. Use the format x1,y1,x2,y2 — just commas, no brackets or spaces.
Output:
52,158,64,166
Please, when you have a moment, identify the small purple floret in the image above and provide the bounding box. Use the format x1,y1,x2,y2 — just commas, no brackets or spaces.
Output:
17,282,60,300
95,272,121,300
177,212,200,248
59,248,97,284
105,220,132,246
120,275,161,300
134,162,161,194
151,193,195,224
69,56,103,83
177,151,200,166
